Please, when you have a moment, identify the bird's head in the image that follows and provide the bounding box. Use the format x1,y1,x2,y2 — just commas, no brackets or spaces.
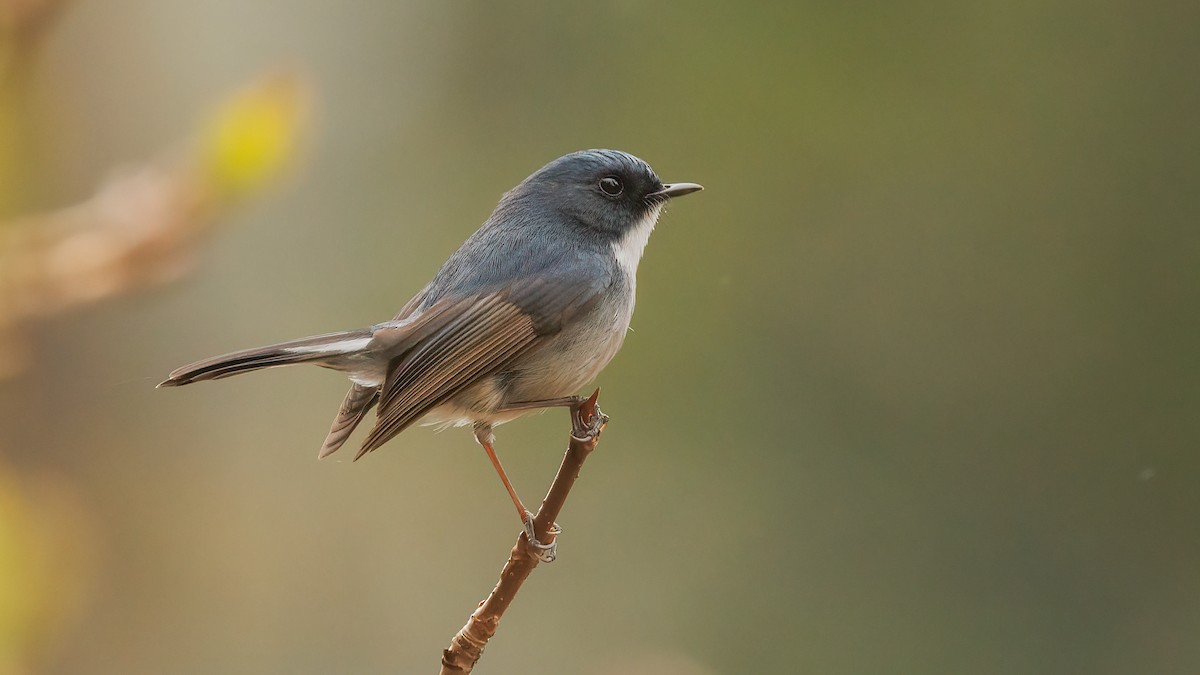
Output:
507,149,702,240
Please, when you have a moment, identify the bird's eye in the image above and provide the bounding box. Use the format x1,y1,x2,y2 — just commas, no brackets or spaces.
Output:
598,176,623,196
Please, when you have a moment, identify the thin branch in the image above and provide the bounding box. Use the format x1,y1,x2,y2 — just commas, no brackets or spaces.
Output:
439,389,608,674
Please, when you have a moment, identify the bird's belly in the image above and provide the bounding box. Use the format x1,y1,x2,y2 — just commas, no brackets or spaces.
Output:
513,320,627,396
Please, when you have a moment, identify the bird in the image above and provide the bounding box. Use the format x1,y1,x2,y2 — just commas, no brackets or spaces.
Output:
159,149,702,555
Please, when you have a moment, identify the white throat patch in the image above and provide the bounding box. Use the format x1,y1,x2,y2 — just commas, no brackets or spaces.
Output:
611,203,662,279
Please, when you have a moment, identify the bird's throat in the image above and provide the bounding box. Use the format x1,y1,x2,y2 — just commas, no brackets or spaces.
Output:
611,203,661,279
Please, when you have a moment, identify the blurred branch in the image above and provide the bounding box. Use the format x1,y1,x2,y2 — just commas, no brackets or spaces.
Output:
0,73,309,378
0,10,308,672
440,391,608,675
0,0,72,79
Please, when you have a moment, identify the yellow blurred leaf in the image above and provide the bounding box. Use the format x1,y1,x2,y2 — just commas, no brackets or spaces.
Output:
198,73,309,199
0,462,98,673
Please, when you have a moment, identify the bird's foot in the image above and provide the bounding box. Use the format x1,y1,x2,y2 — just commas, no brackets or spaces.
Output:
570,390,608,441
523,510,561,563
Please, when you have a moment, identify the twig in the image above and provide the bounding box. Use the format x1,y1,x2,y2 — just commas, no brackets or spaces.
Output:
439,389,608,674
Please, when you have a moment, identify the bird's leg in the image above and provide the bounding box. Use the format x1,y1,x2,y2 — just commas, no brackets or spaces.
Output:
495,395,585,413
478,390,606,561
472,423,529,523
504,390,607,440
473,423,559,562
497,393,605,437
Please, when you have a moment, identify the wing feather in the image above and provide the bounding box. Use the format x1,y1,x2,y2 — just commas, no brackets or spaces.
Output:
355,296,538,458
352,272,610,460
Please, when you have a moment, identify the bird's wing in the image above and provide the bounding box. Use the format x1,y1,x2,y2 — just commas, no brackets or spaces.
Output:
354,275,605,459
319,285,432,459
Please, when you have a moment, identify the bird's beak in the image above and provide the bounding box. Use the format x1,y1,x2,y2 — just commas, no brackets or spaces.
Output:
647,182,704,200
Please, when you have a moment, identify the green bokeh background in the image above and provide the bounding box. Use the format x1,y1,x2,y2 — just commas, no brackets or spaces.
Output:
4,1,1199,673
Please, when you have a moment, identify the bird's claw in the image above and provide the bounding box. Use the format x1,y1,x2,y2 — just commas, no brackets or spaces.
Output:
523,511,561,563
570,396,608,441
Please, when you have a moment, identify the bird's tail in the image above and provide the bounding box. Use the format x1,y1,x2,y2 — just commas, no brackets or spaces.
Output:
157,329,373,388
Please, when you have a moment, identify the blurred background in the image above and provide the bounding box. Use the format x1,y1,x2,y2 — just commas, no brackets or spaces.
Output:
1,1,1198,673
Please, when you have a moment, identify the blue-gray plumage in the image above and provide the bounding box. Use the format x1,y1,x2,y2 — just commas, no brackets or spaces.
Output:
160,149,701,549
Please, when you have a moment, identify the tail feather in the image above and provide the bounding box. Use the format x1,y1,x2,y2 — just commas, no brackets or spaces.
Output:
158,329,372,388
318,384,380,458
